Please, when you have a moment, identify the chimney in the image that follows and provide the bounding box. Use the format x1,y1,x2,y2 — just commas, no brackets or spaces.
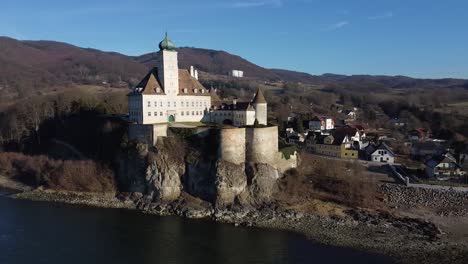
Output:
194,70,199,80
190,66,194,77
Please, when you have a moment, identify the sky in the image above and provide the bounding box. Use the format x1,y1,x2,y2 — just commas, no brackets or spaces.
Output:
1,0,468,79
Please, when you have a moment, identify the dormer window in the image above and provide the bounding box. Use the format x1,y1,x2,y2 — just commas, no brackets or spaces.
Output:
201,89,205,94
184,88,188,94
156,88,161,93
194,89,198,94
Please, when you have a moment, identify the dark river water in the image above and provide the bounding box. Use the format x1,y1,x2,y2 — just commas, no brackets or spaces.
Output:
0,194,395,264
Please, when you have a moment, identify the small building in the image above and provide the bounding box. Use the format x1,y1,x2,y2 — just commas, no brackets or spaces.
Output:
306,133,358,159
287,133,306,145
365,143,395,163
390,118,406,127
343,109,357,120
408,128,430,141
334,126,366,149
308,116,334,131
425,153,465,179
229,70,244,78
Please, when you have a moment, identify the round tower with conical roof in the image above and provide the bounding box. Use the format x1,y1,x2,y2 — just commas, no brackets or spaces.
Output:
252,88,267,125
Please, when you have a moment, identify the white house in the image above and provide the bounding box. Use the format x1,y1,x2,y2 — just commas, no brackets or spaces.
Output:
425,153,465,178
343,109,357,120
229,70,244,78
308,116,334,131
128,33,267,127
367,143,395,163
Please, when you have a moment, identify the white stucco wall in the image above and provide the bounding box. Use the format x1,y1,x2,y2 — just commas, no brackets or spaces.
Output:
140,94,211,124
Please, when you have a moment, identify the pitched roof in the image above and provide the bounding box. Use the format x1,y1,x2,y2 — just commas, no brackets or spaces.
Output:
132,68,164,95
372,142,395,156
129,67,209,96
425,153,459,168
210,88,222,105
252,88,267,104
215,101,255,111
178,69,209,96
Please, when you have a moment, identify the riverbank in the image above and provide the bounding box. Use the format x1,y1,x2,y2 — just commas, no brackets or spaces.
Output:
3,185,467,264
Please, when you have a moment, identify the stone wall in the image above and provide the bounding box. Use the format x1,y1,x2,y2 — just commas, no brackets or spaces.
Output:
129,124,168,145
246,126,278,164
381,184,468,217
219,128,246,165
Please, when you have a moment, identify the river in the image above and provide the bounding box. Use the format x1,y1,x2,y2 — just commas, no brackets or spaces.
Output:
0,194,395,264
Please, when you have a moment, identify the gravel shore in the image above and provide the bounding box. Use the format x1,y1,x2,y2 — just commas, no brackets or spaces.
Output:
6,188,468,264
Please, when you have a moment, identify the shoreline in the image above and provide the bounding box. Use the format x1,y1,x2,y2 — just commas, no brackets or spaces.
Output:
4,187,468,264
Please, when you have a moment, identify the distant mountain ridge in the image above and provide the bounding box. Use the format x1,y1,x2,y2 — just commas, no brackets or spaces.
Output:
0,36,467,98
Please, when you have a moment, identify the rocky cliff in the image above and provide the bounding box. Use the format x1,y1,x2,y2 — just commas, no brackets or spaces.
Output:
116,141,283,209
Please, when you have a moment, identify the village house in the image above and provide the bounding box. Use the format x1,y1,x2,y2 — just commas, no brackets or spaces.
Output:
408,128,430,141
287,134,306,145
306,131,358,159
425,153,465,179
364,142,395,164
389,118,407,127
333,126,367,149
343,109,357,120
308,116,334,132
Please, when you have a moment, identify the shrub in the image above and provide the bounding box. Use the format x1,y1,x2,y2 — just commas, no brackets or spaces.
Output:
280,146,297,160
277,153,381,209
0,152,116,192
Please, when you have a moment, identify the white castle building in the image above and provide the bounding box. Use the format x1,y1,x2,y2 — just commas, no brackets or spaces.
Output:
128,33,267,127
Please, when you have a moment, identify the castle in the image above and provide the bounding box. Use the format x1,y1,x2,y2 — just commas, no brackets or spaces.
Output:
127,34,296,173
127,33,267,127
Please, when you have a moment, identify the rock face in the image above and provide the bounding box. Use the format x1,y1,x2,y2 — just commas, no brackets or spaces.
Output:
145,152,183,202
119,152,281,208
214,160,247,207
245,163,280,205
118,147,282,208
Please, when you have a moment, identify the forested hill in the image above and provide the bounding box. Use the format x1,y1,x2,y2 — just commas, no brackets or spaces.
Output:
1,36,467,98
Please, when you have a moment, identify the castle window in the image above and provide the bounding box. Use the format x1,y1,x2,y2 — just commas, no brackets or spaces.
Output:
181,111,184,116
148,112,151,116
174,101,177,107
154,101,157,107
187,111,190,116
154,112,157,116
167,102,170,107
192,111,195,115
160,112,163,116
160,102,163,107
181,101,184,107
147,101,151,107
192,102,194,107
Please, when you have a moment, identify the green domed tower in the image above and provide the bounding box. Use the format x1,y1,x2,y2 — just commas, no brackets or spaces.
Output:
158,32,175,51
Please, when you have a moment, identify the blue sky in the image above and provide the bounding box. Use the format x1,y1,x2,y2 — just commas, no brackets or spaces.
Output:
1,0,468,79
